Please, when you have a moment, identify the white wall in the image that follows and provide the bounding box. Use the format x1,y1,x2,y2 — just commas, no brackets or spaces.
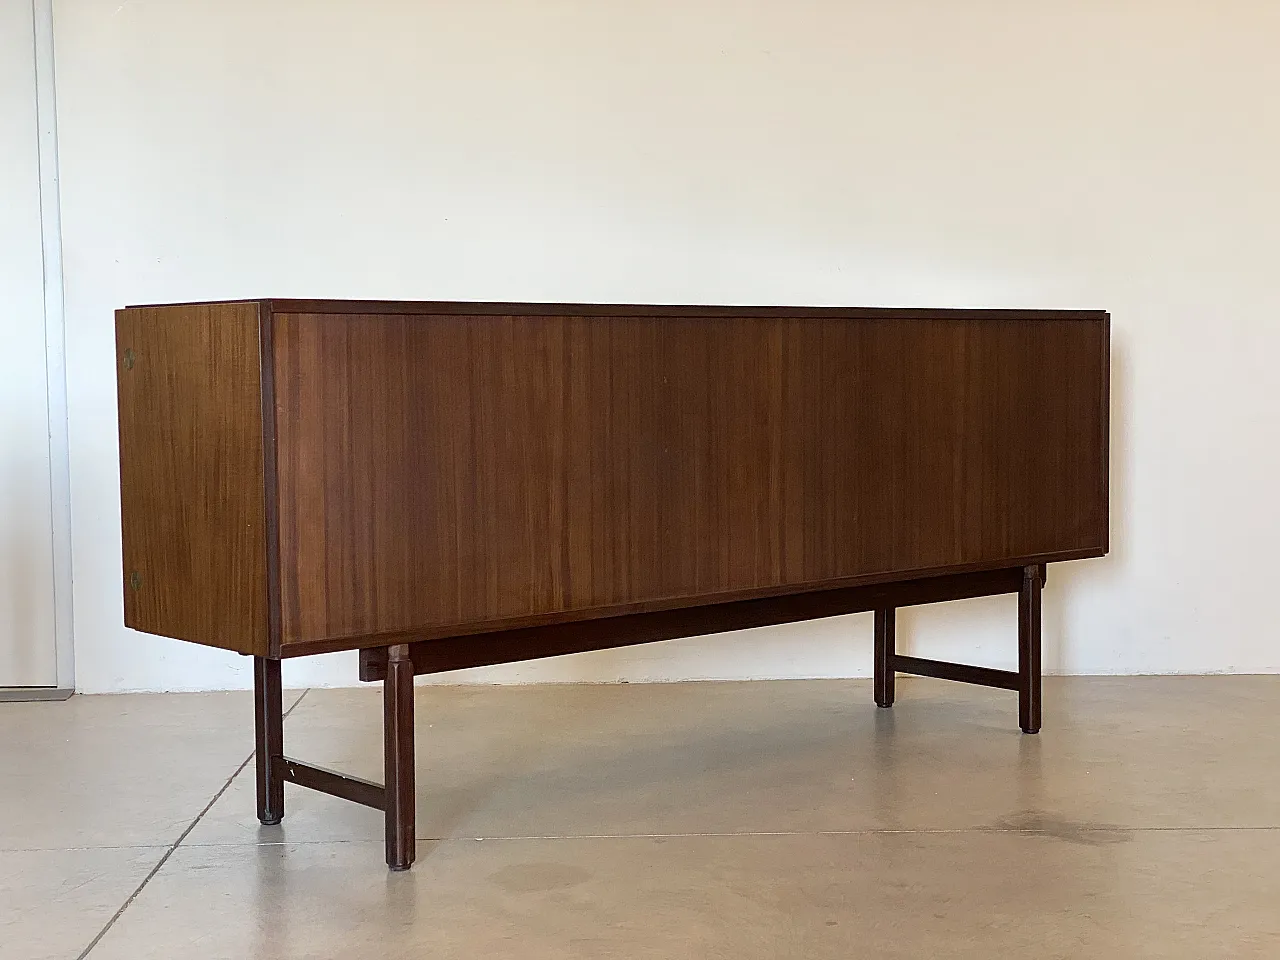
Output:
0,0,59,687
51,0,1280,693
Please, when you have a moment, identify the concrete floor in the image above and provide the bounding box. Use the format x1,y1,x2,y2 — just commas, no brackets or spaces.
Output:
2,676,1278,959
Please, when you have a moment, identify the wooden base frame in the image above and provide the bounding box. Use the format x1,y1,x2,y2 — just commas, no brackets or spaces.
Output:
254,644,417,870
254,565,1048,870
872,564,1046,734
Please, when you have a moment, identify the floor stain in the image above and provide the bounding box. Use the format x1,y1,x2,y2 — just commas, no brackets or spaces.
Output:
490,862,593,893
991,810,1133,846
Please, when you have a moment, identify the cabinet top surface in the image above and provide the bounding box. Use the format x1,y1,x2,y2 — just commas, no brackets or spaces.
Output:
123,298,1109,322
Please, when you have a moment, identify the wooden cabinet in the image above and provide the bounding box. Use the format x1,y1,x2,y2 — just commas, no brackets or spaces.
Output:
117,300,1107,656
116,299,1109,869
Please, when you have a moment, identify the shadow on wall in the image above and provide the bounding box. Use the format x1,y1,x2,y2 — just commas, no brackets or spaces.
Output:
1042,327,1127,676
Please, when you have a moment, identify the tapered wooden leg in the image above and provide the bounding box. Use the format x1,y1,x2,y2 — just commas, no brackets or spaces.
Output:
1018,566,1043,735
254,657,284,824
384,644,416,871
873,608,896,707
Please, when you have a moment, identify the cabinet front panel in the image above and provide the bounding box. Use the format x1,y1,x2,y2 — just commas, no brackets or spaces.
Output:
272,311,1107,649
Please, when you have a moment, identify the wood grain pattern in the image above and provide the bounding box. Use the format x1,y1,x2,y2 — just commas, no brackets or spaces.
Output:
271,308,1108,653
116,302,269,655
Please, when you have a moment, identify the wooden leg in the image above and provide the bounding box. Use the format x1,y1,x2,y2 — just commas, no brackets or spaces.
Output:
384,644,417,871
254,657,284,824
873,608,896,707
1018,566,1043,735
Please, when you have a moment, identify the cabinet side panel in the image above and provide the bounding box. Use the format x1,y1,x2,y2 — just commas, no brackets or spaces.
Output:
274,311,1106,651
116,302,268,655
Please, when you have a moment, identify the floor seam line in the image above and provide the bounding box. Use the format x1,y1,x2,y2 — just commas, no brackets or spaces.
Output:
168,823,1280,849
75,687,311,959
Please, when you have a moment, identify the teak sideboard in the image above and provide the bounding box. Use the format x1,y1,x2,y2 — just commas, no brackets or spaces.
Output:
115,299,1110,870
